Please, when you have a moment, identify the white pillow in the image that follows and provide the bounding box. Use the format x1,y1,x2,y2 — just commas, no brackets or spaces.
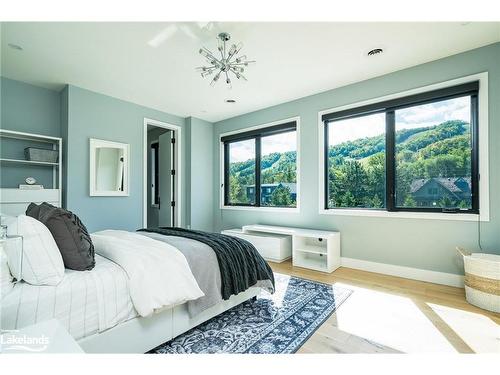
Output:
5,215,65,286
0,247,14,299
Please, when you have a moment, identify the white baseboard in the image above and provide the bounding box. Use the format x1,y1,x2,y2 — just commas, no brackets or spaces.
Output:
340,257,464,288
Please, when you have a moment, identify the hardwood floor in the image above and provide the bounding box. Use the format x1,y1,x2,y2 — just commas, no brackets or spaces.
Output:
269,260,500,354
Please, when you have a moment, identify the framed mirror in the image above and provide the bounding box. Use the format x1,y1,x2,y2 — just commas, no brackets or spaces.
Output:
89,138,129,196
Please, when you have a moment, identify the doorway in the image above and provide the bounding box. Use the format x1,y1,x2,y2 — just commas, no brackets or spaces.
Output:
143,118,181,228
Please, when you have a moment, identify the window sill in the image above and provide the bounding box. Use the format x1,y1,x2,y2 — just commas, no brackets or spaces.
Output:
222,205,300,213
319,208,488,222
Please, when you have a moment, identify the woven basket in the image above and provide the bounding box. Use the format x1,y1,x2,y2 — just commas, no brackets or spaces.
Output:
457,247,500,313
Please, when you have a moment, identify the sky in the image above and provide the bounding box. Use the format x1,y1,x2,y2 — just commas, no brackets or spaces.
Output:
328,95,471,145
229,131,296,163
228,96,471,163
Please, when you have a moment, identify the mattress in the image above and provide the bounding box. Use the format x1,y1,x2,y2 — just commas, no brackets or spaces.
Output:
0,255,137,341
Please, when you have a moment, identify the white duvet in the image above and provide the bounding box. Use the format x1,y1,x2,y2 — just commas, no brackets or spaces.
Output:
91,230,204,317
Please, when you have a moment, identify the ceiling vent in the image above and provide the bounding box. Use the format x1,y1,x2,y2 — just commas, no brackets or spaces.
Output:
367,48,383,56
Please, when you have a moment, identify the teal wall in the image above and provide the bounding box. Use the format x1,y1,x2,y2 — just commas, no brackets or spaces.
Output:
186,117,214,232
1,77,61,137
1,77,61,188
1,78,217,233
63,85,188,233
213,42,500,275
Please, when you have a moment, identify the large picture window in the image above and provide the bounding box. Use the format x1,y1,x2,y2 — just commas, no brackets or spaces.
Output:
323,81,479,214
223,121,298,208
326,112,386,209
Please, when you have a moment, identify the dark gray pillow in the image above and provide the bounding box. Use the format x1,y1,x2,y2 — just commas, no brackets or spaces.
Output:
26,202,95,271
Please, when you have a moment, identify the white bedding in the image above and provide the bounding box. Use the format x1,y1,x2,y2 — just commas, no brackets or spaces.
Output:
91,230,204,317
1,255,137,341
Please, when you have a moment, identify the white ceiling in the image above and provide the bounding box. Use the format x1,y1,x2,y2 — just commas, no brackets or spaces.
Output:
1,22,499,123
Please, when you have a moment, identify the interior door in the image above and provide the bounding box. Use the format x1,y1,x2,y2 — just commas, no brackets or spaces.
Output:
158,131,172,227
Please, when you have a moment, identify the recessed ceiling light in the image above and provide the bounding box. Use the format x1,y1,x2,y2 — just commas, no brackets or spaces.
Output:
225,99,236,103
367,48,383,56
8,43,23,51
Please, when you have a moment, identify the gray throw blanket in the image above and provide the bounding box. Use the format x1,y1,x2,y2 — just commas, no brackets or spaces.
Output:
138,227,275,300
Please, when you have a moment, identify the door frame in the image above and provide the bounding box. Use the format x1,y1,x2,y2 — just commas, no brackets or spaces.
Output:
143,118,182,228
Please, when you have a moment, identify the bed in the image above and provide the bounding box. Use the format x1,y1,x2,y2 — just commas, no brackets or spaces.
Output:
1,227,274,353
1,255,137,342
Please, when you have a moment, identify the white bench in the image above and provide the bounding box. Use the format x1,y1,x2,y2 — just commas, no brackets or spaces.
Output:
222,224,341,273
221,228,292,263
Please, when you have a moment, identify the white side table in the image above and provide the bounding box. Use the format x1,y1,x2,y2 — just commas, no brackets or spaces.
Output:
241,225,341,273
0,319,83,353
0,235,23,281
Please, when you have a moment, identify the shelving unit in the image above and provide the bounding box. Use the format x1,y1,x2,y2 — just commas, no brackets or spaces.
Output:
0,129,62,216
240,225,341,273
0,158,59,166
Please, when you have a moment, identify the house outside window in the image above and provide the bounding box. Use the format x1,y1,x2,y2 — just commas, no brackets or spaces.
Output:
322,81,479,214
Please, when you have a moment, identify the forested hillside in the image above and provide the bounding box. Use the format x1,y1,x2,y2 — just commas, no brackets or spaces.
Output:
228,120,471,208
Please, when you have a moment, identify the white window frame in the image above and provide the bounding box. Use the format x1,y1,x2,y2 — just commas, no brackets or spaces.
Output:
318,72,490,222
219,116,301,213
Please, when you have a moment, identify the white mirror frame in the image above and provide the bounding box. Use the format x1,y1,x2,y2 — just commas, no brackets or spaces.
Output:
89,138,130,197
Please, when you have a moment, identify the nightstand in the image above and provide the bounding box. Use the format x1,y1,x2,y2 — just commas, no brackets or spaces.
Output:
0,319,83,353
0,235,23,281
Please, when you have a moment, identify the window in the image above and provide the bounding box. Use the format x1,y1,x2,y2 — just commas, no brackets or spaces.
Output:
227,139,256,205
323,81,479,214
222,121,298,208
395,96,474,211
326,112,386,209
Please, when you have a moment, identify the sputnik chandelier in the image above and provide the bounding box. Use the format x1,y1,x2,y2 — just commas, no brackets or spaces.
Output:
196,32,255,87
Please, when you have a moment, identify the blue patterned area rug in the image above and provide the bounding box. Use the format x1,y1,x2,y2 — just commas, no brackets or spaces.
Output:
150,273,352,354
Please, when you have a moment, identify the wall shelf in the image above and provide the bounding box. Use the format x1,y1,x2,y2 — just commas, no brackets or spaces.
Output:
0,129,63,215
0,129,60,143
0,158,59,167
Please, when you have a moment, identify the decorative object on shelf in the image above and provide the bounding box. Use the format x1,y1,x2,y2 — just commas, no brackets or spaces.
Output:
19,184,44,190
19,176,43,190
24,147,59,163
196,32,255,87
25,177,37,185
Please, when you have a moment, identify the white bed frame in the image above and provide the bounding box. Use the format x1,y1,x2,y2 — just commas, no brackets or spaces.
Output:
77,287,260,353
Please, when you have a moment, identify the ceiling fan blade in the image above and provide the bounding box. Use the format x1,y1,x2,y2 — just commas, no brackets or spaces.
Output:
197,21,217,32
148,24,178,48
178,24,200,40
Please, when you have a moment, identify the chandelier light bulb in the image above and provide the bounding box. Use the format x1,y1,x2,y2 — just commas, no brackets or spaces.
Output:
196,32,255,87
